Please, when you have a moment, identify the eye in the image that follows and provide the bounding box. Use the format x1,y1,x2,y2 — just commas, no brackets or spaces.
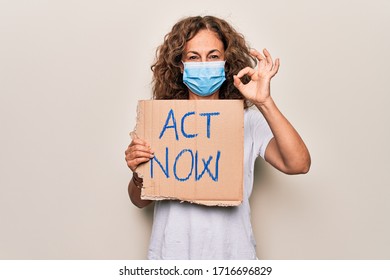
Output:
186,55,200,61
208,54,220,60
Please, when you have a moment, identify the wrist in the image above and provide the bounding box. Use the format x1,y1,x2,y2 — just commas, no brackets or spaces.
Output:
254,97,275,112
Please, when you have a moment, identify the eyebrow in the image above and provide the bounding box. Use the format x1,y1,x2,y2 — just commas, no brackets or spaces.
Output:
186,49,222,56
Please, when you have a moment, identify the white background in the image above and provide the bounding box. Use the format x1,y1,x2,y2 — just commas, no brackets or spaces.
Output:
1,0,389,259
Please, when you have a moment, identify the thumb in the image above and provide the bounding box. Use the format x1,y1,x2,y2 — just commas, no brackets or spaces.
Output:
130,131,139,140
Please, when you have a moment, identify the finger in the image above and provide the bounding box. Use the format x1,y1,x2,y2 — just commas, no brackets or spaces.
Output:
130,131,137,138
127,150,154,160
270,58,280,77
250,49,266,62
129,138,150,148
263,48,273,66
126,145,154,158
127,157,151,172
233,75,244,91
133,143,154,153
125,142,153,157
236,67,256,79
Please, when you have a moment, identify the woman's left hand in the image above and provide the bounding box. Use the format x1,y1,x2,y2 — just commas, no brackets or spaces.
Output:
233,48,279,106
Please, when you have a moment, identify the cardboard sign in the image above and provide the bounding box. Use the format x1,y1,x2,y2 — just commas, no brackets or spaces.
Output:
133,100,244,206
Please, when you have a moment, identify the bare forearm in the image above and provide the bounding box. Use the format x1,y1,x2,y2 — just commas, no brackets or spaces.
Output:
128,174,153,208
256,98,311,174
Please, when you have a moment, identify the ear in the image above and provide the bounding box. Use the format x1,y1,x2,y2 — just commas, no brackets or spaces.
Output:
179,62,184,74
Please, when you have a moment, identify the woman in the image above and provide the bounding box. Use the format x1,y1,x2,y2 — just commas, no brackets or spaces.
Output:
125,15,311,259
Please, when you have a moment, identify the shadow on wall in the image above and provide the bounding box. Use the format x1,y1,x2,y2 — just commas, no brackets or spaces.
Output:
253,159,274,189
143,203,155,220
251,158,289,258
250,157,317,259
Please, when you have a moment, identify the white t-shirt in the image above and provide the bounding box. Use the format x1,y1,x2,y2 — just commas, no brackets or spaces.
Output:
147,108,274,259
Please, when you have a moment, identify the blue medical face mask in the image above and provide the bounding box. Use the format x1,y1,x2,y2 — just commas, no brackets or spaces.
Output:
182,61,226,97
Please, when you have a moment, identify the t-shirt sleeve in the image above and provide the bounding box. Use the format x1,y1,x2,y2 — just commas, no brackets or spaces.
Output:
248,109,274,159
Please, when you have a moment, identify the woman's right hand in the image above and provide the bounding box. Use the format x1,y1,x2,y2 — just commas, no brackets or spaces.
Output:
125,136,154,172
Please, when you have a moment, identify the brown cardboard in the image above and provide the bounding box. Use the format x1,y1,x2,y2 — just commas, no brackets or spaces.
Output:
133,100,244,206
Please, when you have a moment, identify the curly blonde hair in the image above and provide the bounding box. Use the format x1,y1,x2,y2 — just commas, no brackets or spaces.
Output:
151,16,256,108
